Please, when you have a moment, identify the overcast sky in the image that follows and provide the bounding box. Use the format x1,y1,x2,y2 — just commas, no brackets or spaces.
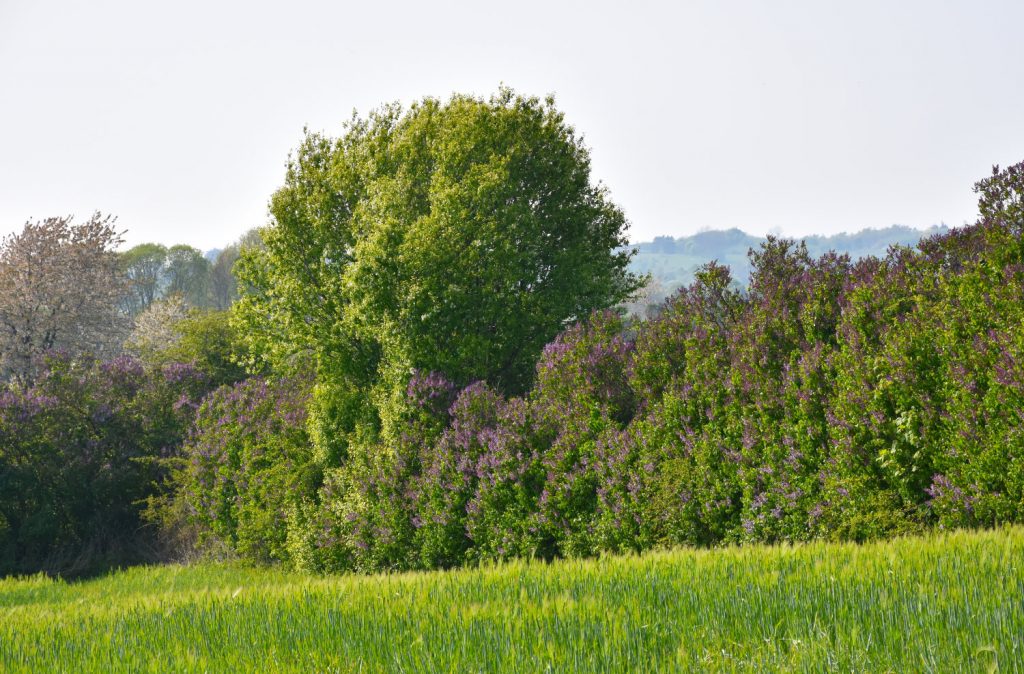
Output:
2,0,1022,250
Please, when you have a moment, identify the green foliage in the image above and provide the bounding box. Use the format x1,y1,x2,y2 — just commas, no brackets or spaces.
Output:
0,528,1021,672
173,373,315,564
625,263,744,548
127,303,249,389
233,88,642,461
531,311,635,557
210,228,263,311
120,243,168,315
164,245,212,307
162,310,250,388
120,242,218,314
0,355,207,576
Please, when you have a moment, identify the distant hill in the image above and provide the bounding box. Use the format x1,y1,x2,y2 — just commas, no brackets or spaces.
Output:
628,225,949,292
619,225,949,317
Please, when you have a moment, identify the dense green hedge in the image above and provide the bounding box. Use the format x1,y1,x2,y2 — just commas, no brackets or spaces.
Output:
164,161,1024,573
6,162,1022,577
0,355,208,575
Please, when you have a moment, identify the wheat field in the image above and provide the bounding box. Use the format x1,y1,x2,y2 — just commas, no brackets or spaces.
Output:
1,527,1021,672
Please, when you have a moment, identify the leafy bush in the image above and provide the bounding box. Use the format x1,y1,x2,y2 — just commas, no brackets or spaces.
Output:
128,306,250,389
0,354,206,575
176,159,1024,575
173,371,315,564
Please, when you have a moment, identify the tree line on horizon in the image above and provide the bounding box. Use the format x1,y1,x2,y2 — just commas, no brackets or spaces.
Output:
119,230,265,316
0,218,948,386
0,88,1021,576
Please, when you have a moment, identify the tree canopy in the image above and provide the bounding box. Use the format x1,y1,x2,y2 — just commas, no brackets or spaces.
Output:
0,214,127,383
120,243,168,316
234,89,642,450
164,245,211,307
120,243,216,314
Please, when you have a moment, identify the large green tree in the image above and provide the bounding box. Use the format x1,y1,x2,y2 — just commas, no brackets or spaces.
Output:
120,243,168,316
164,244,212,307
235,89,642,452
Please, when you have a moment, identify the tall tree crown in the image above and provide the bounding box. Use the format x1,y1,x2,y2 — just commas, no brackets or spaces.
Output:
0,214,127,383
234,89,641,450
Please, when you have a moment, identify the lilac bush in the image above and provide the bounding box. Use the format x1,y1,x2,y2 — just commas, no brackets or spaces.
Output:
531,310,635,557
0,353,207,575
176,371,314,563
187,160,1024,573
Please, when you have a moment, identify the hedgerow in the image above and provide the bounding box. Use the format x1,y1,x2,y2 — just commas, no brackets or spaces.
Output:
280,160,1024,572
13,161,1023,576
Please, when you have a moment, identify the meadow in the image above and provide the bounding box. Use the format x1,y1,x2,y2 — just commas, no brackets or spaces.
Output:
0,527,1020,673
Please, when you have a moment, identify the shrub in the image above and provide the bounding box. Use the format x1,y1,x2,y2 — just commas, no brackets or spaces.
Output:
174,371,314,564
178,159,1024,573
0,354,206,575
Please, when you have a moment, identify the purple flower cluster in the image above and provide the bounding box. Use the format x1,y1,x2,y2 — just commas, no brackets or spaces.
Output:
178,371,314,562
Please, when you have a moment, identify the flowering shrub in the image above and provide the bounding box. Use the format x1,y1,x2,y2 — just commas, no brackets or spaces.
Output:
0,354,206,575
177,160,1024,573
285,370,459,573
529,310,636,557
175,371,314,563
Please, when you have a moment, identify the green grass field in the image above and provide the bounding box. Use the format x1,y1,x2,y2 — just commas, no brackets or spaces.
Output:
1,527,1021,673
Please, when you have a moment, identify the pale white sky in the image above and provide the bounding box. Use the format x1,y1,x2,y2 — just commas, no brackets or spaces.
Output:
1,0,1022,250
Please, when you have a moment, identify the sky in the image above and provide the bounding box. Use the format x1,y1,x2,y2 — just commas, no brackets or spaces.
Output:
1,0,1023,251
